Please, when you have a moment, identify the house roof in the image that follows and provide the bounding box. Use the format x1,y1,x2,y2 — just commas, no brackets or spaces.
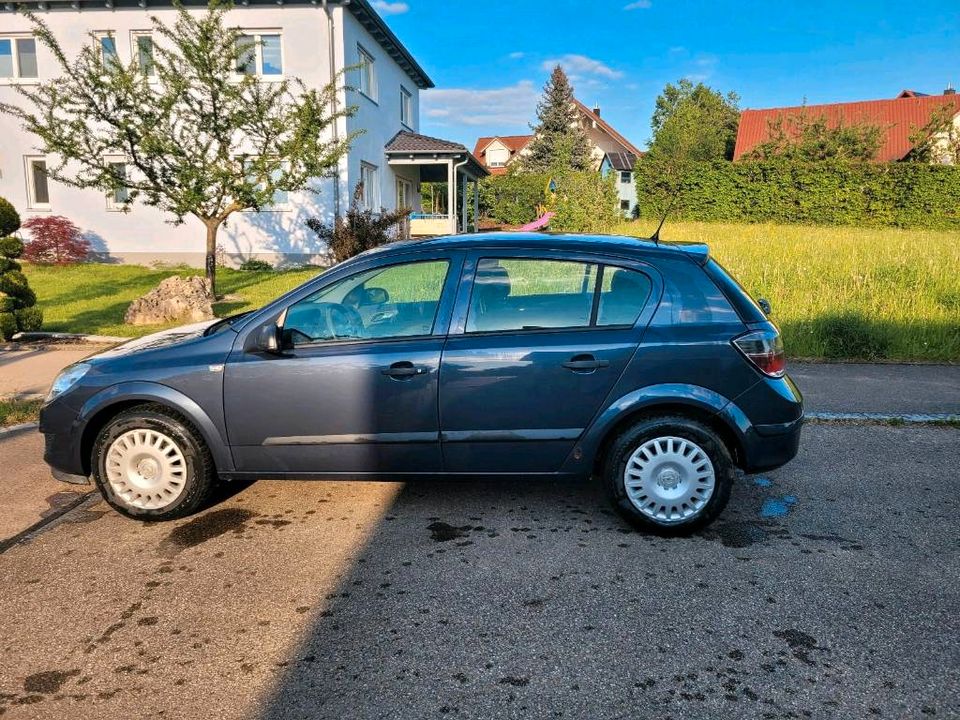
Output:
7,0,434,89
471,135,534,175
604,151,638,171
385,131,489,176
733,92,960,162
573,99,644,157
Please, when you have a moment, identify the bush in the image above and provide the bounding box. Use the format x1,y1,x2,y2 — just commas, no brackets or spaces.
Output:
634,159,960,229
0,313,16,340
305,182,411,264
550,171,621,233
0,236,23,259
22,215,90,265
0,197,20,237
238,258,273,272
479,172,550,225
15,306,43,332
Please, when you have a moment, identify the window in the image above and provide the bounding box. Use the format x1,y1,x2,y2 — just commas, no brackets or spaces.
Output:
235,32,282,77
97,33,120,70
467,258,598,333
358,44,376,100
396,177,412,209
620,170,632,184
106,161,130,210
133,33,155,77
0,36,38,80
400,85,412,127
467,258,652,333
283,260,450,345
25,156,50,209
486,146,509,168
360,162,379,211
596,267,651,326
620,199,630,212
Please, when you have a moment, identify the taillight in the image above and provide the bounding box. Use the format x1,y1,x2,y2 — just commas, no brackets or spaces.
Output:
733,328,785,378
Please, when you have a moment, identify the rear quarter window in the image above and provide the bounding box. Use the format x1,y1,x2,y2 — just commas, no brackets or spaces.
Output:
651,257,741,326
703,259,767,324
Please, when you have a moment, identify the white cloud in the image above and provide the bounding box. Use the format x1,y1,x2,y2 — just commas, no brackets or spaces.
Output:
508,51,525,59
624,0,652,8
420,81,539,128
371,1,409,15
541,54,623,79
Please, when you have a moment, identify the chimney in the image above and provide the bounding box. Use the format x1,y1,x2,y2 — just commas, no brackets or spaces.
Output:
592,104,601,117
945,84,956,95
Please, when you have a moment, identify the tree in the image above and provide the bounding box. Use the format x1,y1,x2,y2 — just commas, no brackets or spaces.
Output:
0,2,356,296
22,216,91,265
523,66,593,173
549,171,620,233
747,110,884,162
907,102,960,164
646,78,740,176
305,182,411,264
0,235,43,340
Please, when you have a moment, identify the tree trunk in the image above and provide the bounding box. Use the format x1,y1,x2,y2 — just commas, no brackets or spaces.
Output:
204,219,220,298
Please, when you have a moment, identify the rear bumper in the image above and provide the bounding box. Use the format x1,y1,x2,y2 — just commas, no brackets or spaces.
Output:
740,415,804,473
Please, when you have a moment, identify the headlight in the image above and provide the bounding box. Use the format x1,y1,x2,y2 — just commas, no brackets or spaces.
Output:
46,363,91,402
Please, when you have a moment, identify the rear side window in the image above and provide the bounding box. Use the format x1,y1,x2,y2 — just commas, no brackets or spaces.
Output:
466,258,651,333
703,258,767,323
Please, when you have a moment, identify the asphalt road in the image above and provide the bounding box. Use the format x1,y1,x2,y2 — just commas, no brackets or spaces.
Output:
0,423,958,719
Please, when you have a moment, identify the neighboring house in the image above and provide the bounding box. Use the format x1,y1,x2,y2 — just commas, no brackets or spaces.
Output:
473,101,643,216
734,88,960,163
0,0,477,265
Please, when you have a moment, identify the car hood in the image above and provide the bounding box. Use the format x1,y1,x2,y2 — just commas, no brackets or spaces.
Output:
86,319,221,363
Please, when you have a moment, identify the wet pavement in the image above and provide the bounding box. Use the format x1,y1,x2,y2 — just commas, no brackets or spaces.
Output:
0,423,958,719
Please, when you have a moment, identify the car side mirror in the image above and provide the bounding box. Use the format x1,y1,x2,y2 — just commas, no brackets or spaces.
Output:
364,287,389,305
256,323,282,353
758,298,772,315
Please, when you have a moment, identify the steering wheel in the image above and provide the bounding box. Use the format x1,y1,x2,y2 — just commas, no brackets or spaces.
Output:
321,303,365,340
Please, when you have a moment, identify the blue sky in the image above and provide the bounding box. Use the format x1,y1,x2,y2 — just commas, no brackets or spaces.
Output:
372,0,960,150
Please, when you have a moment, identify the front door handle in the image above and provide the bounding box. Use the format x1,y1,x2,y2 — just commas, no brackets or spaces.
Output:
562,354,609,372
381,361,428,379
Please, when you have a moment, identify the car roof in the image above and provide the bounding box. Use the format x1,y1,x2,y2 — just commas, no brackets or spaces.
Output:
366,232,709,265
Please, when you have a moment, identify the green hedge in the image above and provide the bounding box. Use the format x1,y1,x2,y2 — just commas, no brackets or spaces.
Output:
479,173,550,226
634,160,960,229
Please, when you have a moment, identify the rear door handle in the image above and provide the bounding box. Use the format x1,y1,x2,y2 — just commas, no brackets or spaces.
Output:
562,355,609,372
381,361,427,378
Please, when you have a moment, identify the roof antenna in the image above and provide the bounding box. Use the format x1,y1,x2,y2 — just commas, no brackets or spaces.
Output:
650,188,680,245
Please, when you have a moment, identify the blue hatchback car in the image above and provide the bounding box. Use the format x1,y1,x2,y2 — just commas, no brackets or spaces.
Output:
40,233,802,534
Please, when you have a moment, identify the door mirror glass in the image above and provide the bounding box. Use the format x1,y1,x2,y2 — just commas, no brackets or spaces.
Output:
256,323,282,353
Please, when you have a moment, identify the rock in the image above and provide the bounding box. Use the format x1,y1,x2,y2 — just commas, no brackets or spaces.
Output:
124,276,214,326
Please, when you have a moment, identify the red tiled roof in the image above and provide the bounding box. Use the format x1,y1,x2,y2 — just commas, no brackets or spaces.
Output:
734,93,960,162
472,135,533,173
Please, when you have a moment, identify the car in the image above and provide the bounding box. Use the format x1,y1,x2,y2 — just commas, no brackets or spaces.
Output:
39,232,803,535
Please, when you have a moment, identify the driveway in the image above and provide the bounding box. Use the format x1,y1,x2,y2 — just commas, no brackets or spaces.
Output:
0,423,957,719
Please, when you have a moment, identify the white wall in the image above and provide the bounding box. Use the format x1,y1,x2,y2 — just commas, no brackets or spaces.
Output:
0,3,420,266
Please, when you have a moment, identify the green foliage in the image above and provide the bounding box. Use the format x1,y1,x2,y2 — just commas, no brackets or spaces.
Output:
479,172,549,225
816,313,891,360
239,259,274,272
747,111,884,161
1,2,355,295
0,257,21,274
647,79,740,181
907,100,960,164
0,313,16,340
15,306,43,332
523,66,592,173
550,171,620,233
306,182,411,264
0,197,20,236
634,159,960,229
0,237,24,259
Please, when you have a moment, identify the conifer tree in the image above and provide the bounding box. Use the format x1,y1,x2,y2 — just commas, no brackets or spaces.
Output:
523,66,593,172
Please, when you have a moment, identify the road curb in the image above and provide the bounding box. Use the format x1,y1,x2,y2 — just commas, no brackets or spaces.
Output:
0,491,98,555
0,421,39,437
806,411,960,425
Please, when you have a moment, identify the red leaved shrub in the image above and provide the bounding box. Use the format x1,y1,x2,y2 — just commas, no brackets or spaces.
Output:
22,215,90,265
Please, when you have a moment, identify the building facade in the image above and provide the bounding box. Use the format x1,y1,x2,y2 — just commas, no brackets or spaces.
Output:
0,0,436,266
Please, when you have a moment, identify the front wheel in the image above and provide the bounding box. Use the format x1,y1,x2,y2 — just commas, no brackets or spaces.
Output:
604,415,735,535
91,404,215,521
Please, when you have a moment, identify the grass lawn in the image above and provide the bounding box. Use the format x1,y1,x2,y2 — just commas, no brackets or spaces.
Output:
20,222,960,361
0,398,43,427
614,221,960,362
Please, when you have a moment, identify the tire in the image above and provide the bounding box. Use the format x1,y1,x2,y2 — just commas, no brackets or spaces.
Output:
603,415,735,536
91,404,216,521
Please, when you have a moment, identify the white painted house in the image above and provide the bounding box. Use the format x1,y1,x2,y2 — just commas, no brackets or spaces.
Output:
0,0,484,265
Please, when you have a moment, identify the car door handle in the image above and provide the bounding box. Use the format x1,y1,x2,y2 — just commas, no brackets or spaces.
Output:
381,361,427,378
562,355,609,372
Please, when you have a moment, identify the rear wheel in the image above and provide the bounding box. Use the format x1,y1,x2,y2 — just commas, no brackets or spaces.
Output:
604,415,734,535
92,404,215,521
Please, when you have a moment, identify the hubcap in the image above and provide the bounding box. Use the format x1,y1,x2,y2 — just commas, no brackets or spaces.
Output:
105,428,188,510
623,436,716,524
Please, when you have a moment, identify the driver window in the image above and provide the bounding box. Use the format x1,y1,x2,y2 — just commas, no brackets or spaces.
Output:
282,260,450,346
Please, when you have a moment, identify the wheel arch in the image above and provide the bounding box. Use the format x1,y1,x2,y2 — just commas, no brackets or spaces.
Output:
77,382,231,476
